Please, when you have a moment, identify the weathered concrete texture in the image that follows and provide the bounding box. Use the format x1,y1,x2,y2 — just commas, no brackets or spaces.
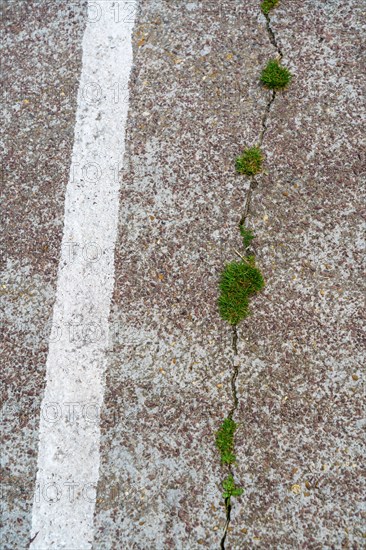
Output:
230,1,366,548
93,1,273,548
1,1,86,547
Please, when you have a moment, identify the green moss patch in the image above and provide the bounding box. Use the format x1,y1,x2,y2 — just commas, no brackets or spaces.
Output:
218,257,264,326
239,224,255,249
215,418,238,465
260,59,292,90
222,474,244,501
261,0,279,15
235,146,264,176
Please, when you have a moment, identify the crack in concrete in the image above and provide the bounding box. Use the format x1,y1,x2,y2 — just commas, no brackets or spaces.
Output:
263,9,283,60
220,498,231,549
259,9,283,146
259,90,276,146
219,328,239,548
229,327,239,418
219,8,284,549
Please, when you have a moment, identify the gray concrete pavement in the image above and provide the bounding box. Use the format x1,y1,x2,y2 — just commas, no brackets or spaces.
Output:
1,1,87,547
1,0,365,548
92,1,273,547
231,2,366,547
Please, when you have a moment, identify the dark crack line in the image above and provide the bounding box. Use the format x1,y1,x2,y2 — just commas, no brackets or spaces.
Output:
263,11,283,59
219,327,239,548
259,89,276,146
239,187,252,228
220,499,231,549
229,327,239,419
220,331,240,548
259,10,283,146
28,531,39,547
219,9,284,550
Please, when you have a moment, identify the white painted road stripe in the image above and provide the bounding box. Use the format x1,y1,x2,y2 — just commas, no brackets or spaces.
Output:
30,2,136,548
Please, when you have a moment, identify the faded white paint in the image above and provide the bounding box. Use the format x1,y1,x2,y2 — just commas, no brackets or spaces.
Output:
30,2,136,547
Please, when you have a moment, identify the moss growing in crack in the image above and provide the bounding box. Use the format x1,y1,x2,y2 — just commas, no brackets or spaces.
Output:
239,224,254,249
235,146,264,176
261,59,292,90
215,418,238,465
218,257,264,326
261,0,279,15
222,474,243,502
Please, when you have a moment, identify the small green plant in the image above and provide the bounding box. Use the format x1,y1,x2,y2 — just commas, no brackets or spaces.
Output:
216,418,238,464
222,474,244,501
261,0,279,15
216,422,243,503
218,257,264,325
239,224,254,249
260,59,292,90
235,146,264,176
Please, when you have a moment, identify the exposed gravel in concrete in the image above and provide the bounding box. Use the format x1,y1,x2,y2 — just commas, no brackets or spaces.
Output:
1,1,86,547
2,0,365,548
93,1,273,548
229,1,365,548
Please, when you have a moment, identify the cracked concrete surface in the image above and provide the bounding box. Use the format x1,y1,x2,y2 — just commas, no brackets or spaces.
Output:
93,1,273,548
94,0,365,547
229,1,366,548
1,0,365,548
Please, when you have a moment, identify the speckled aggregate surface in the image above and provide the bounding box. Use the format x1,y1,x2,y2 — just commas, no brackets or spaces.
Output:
230,2,366,548
1,0,365,549
1,1,87,547
92,1,273,547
